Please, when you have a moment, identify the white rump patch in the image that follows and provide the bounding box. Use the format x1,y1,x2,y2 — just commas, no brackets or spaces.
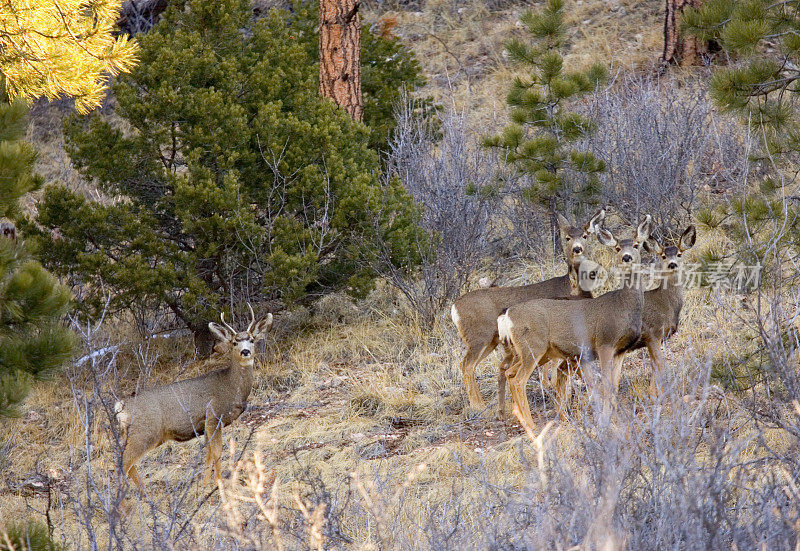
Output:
450,304,461,330
114,400,131,429
497,312,514,343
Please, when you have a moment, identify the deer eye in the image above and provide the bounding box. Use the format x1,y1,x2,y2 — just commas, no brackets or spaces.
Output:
677,253,682,257
565,236,571,241
615,246,621,252
633,244,639,249
662,254,667,259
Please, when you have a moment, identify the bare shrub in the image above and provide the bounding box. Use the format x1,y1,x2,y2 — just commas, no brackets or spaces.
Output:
711,176,800,437
375,101,501,327
117,0,169,35
520,377,797,550
584,74,750,237
332,361,800,550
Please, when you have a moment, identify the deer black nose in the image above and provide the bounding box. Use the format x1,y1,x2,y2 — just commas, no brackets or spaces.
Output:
622,254,633,263
241,349,251,357
668,262,678,270
572,246,583,255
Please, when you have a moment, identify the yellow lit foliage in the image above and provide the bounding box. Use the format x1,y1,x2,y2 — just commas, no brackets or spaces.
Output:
0,0,138,112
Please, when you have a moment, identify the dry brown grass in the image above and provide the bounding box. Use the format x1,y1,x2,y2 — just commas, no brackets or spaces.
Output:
361,0,664,127
0,265,792,548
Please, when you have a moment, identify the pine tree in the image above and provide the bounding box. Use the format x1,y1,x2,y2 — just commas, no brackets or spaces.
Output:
484,0,607,249
684,1,800,394
0,520,63,550
33,0,423,355
0,88,75,418
684,0,800,257
319,0,363,120
0,0,137,113
289,0,428,152
684,0,800,160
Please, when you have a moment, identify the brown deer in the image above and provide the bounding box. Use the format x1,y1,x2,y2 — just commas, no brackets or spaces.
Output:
549,225,697,411
498,216,652,429
622,225,696,395
114,305,273,490
451,209,606,413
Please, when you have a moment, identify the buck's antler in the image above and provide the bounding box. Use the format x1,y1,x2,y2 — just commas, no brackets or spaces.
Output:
246,303,256,333
220,312,237,335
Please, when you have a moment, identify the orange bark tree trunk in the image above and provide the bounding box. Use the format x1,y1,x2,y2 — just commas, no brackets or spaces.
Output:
319,0,363,121
663,0,706,66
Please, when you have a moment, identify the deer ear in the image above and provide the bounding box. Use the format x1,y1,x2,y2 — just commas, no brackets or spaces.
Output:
596,228,616,248
251,313,273,341
208,322,232,342
636,215,652,243
585,208,606,234
679,225,696,251
642,237,661,255
556,213,570,235
213,340,231,355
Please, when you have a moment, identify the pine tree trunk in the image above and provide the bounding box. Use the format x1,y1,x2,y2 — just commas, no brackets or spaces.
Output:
170,300,215,359
319,0,363,121
663,0,706,66
549,198,560,259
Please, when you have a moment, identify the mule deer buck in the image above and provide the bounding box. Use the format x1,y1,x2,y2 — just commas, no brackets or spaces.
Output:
498,216,652,429
115,305,273,490
623,225,696,395
451,209,606,413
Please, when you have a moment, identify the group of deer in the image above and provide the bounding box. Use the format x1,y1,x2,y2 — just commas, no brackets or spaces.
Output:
451,209,697,429
113,210,695,499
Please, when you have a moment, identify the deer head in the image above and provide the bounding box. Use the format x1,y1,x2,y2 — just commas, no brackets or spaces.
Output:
645,225,696,282
596,215,652,270
208,304,273,367
557,208,606,269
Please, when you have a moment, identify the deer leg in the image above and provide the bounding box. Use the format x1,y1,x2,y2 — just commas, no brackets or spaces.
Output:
497,345,514,419
121,434,148,493
507,348,544,431
612,353,625,392
211,427,223,484
118,463,142,515
460,342,496,410
125,463,143,490
647,340,666,396
554,360,572,420
118,435,148,514
597,346,618,419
